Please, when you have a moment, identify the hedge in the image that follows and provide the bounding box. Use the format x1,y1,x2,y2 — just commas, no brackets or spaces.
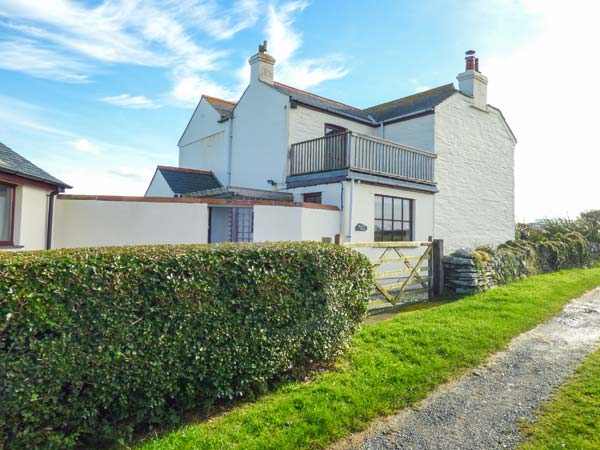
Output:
0,242,373,449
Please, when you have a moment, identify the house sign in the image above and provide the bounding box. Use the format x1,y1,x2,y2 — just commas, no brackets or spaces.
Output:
355,223,368,232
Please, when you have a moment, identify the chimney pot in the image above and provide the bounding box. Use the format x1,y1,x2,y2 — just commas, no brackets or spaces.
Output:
465,50,476,71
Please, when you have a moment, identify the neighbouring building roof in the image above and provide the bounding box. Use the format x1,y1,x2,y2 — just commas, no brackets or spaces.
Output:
363,84,458,122
204,95,236,119
0,142,71,188
156,165,222,195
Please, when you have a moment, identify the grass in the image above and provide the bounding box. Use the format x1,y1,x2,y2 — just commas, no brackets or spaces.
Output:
136,266,600,450
519,347,600,450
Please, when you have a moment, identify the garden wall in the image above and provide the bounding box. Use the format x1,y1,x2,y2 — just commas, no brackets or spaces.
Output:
444,232,595,295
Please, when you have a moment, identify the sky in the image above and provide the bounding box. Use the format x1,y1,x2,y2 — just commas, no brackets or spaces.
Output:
0,0,598,222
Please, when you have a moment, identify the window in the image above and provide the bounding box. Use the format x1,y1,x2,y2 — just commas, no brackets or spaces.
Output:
374,194,413,242
232,208,253,242
303,192,322,204
324,123,347,136
0,182,15,245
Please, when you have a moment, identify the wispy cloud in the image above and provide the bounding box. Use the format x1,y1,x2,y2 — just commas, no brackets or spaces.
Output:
109,166,153,182
0,38,90,82
100,94,161,109
264,1,348,89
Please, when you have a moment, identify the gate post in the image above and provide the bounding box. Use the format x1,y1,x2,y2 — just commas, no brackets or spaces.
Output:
432,239,444,296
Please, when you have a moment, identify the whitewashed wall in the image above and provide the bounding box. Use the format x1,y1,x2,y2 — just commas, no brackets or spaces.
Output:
344,181,434,243
253,204,340,242
145,170,174,197
229,82,290,189
288,105,376,145
284,182,343,209
53,198,209,248
382,114,435,152
12,184,49,250
434,93,516,252
178,100,228,183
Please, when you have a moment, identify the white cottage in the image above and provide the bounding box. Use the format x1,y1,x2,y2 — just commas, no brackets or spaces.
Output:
147,45,516,253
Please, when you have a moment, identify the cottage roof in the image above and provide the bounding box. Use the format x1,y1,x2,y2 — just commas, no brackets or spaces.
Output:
0,142,71,188
204,95,236,118
363,84,458,122
156,166,222,195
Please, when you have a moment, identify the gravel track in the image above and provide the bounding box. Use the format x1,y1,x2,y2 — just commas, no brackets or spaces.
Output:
330,287,600,450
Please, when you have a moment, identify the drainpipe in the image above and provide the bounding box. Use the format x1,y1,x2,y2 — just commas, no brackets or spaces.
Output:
46,188,59,250
226,115,234,187
379,121,384,138
347,177,355,242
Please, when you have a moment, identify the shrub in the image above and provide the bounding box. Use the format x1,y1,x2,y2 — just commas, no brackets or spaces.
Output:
0,242,373,449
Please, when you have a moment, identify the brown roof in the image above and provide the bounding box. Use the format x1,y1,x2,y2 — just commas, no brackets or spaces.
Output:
204,95,236,118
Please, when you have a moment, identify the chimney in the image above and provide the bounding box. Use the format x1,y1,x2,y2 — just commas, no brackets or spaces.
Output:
248,40,275,85
457,50,488,110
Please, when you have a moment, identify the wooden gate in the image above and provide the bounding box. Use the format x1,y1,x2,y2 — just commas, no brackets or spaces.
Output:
343,240,443,306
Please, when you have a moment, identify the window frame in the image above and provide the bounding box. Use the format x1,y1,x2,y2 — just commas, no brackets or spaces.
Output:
0,181,16,247
302,192,322,204
324,123,347,136
374,194,414,242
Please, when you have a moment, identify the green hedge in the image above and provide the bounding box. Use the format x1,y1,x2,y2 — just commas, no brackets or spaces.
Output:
0,242,372,449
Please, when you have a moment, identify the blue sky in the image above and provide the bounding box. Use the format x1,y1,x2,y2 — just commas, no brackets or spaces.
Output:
0,0,597,221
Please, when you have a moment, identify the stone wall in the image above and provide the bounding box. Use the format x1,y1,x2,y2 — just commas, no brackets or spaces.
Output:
444,234,595,296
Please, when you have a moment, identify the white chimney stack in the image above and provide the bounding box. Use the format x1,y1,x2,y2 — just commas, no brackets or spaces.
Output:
457,50,488,110
248,40,275,85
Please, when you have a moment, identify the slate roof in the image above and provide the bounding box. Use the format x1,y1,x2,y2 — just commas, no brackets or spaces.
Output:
363,84,458,122
156,166,222,195
272,82,375,123
204,95,236,118
0,142,71,188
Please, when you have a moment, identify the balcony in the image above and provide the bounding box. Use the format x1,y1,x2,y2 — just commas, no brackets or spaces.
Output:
287,131,436,185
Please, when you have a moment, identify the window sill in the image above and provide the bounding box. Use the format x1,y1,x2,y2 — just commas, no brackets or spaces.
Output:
0,244,24,250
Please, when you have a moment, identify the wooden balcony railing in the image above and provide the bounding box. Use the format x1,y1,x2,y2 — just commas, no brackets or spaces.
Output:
288,131,436,184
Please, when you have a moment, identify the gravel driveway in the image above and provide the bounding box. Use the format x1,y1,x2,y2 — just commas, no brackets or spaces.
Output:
330,287,600,450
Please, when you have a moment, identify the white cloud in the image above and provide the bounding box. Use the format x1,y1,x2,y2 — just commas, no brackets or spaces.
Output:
263,1,348,90
100,94,161,109
0,39,89,82
483,0,600,221
67,138,101,155
109,166,154,182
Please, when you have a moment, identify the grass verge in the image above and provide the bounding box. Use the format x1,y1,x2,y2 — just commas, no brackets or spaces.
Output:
519,347,600,450
136,267,600,450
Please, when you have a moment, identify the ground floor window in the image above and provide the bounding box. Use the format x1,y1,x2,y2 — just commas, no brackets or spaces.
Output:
0,182,15,245
303,192,322,204
374,194,413,242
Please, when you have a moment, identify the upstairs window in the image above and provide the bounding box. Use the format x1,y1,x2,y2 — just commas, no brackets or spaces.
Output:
374,194,413,242
0,182,15,245
324,124,347,136
303,192,322,204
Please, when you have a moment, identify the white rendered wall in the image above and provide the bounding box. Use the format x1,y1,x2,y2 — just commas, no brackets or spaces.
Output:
343,181,434,243
179,132,227,184
288,105,376,145
145,171,174,197
178,99,228,182
433,94,515,253
229,82,290,189
11,184,49,250
284,182,343,209
382,114,435,152
253,204,340,242
53,199,209,248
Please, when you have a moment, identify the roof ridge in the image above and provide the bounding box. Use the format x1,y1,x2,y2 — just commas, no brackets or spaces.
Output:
157,165,214,176
273,81,363,112
203,95,237,106
363,83,456,112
